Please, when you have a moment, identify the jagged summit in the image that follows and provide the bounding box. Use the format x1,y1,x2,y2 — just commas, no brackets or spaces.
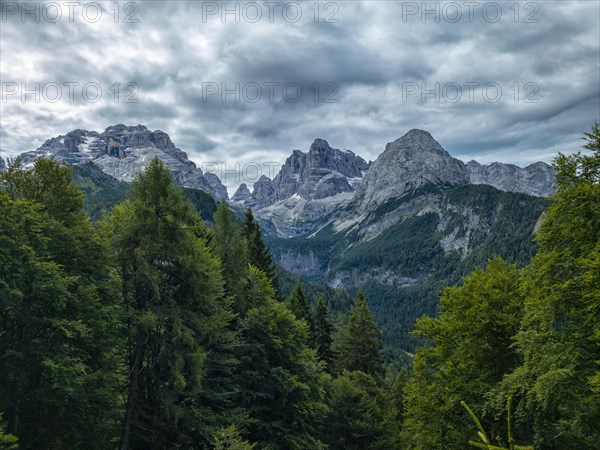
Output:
15,124,228,200
0,155,6,172
354,129,469,211
236,138,370,210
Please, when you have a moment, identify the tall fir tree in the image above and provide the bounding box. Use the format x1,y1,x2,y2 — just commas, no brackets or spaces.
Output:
242,208,279,296
103,158,237,449
288,283,315,344
313,297,335,367
334,290,384,377
211,201,249,312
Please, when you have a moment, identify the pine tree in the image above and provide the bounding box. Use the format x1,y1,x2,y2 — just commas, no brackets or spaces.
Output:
313,297,334,366
242,208,278,296
334,290,384,377
211,201,248,312
103,158,236,449
288,283,315,343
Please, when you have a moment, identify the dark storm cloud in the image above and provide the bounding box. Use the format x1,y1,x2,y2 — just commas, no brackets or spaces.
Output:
1,0,598,193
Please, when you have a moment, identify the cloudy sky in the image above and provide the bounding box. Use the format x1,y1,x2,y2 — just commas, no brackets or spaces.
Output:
1,0,599,193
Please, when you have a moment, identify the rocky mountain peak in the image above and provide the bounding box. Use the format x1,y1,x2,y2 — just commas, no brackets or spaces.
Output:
0,155,6,172
232,183,252,203
13,124,229,201
235,138,371,211
354,129,469,211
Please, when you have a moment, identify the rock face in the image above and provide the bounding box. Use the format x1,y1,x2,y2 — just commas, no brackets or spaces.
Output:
354,129,469,211
238,139,370,209
466,160,555,198
231,183,252,203
16,124,228,200
0,156,6,172
204,172,229,201
233,139,371,236
272,139,370,201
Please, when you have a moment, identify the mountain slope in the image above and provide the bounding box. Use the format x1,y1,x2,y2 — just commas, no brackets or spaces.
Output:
266,183,550,350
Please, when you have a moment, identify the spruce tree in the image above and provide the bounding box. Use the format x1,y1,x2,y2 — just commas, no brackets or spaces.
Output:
334,290,384,377
236,274,327,449
325,370,391,450
288,283,315,343
313,297,334,366
242,208,278,296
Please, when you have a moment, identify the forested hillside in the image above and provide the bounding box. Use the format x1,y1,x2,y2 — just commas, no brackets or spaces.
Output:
0,124,598,449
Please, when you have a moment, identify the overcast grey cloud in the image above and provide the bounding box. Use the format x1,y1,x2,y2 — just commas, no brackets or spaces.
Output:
1,0,599,193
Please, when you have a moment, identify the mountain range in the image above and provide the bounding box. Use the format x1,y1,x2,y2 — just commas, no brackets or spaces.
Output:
233,129,555,237
3,125,556,351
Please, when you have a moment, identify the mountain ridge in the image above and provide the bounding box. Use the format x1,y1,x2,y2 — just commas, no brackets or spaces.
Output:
234,129,556,238
13,124,229,201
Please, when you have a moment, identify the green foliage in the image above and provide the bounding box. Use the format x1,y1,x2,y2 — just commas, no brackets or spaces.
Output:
211,201,249,312
0,414,18,449
243,208,278,295
334,290,385,377
0,159,122,448
102,158,237,448
401,258,524,449
492,123,600,450
288,283,315,343
213,426,256,450
237,294,328,449
324,371,390,449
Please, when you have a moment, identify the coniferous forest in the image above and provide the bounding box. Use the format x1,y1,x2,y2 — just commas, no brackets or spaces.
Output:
1,124,599,449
